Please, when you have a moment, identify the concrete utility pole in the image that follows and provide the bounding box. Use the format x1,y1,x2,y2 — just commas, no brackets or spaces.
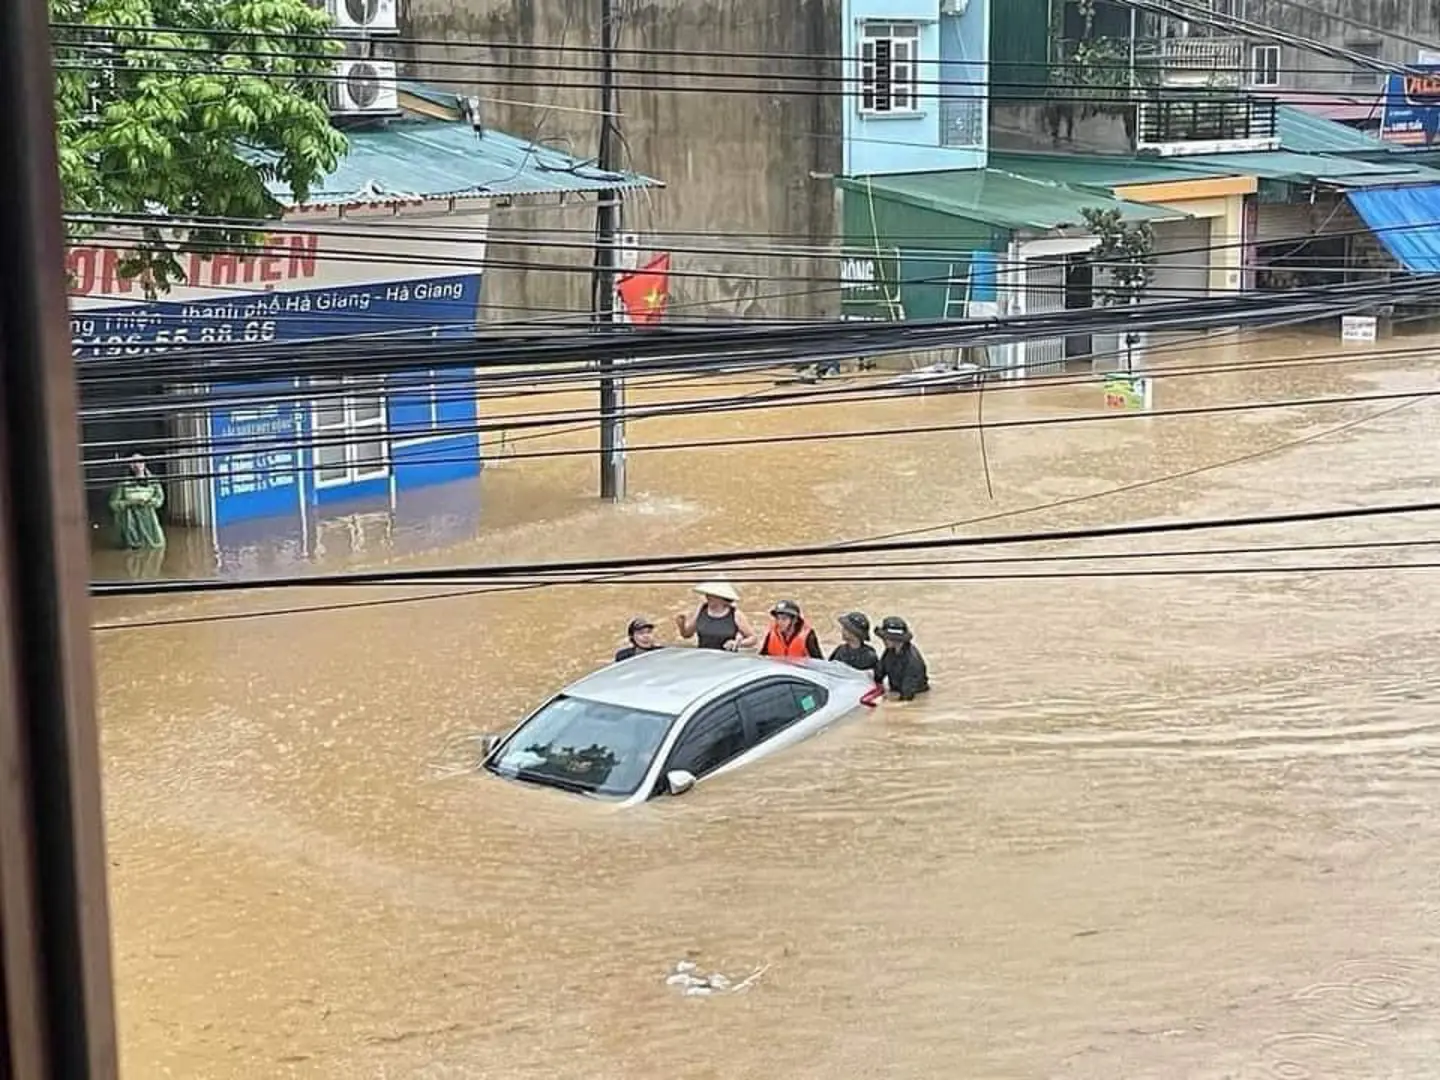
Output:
593,0,625,501
0,0,120,1074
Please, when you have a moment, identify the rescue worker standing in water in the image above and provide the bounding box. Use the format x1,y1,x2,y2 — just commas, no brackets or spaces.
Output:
874,616,930,702
758,600,824,659
829,611,880,679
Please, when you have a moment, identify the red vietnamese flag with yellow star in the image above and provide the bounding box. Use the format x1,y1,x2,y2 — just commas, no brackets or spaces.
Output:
616,253,671,326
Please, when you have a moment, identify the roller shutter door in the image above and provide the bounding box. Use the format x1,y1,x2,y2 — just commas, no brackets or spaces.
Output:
1254,200,1343,246
1148,217,1214,303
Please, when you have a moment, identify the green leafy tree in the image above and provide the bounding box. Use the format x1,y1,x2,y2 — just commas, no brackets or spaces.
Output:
51,0,348,292
1080,206,1154,372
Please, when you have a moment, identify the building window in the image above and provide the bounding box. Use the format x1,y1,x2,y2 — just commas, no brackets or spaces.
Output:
1211,0,1245,20
860,22,921,115
1347,40,1383,88
310,376,389,488
1251,45,1280,87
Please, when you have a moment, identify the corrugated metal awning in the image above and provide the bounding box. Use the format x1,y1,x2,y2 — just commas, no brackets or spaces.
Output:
1181,151,1440,188
988,152,1235,191
834,169,1190,233
251,119,663,210
1347,185,1440,273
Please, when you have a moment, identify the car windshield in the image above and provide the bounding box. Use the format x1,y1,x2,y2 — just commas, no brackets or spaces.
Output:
486,694,678,798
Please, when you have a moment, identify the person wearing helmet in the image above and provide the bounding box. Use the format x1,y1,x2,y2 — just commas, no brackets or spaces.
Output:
614,617,662,662
758,599,823,659
874,616,929,701
829,611,879,678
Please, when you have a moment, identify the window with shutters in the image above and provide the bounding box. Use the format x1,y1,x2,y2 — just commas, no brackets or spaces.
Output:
859,22,921,115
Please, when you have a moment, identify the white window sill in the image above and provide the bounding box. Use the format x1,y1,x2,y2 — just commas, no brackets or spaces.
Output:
859,110,926,121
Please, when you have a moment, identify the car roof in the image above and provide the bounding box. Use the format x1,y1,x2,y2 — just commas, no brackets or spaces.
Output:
562,648,820,715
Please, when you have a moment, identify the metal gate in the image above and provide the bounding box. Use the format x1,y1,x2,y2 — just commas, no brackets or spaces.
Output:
1020,257,1066,376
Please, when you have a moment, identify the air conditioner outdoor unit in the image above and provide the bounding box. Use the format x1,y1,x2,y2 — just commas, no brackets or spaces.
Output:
329,0,398,33
331,58,399,115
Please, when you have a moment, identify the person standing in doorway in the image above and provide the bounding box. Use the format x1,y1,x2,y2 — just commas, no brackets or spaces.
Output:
108,453,166,552
675,580,757,652
758,599,823,659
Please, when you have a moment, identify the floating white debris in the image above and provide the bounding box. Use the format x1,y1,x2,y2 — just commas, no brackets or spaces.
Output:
665,960,768,997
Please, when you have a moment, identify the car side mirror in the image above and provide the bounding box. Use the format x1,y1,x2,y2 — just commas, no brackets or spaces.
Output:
480,733,501,757
666,769,696,796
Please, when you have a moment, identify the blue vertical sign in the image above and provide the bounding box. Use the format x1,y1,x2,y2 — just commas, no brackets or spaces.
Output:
1380,66,1440,147
208,384,304,527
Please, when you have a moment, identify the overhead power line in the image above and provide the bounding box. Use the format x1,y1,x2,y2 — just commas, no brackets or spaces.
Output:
69,385,1440,485
92,496,1440,597
44,18,1433,74
91,393,1427,631
44,57,1406,106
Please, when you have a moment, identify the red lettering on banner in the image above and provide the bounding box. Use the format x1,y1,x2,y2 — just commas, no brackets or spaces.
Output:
1405,74,1440,100
287,233,319,278
210,253,240,286
66,247,97,294
65,231,324,297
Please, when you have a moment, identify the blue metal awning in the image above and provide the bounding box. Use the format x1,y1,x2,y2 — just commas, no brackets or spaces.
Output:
1347,185,1440,273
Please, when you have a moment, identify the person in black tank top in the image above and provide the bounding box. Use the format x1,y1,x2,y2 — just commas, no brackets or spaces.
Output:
675,580,757,651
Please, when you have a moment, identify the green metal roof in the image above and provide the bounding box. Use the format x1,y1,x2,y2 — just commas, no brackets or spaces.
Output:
987,151,1234,191
834,169,1189,231
255,119,662,209
1180,150,1440,188
1274,105,1394,156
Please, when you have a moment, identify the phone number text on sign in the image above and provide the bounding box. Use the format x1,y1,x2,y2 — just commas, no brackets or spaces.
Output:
71,311,278,358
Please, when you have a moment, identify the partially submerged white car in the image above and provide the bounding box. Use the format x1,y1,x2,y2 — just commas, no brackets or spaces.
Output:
480,648,879,806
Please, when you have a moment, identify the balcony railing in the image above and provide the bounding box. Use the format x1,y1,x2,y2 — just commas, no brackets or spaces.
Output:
1149,36,1245,86
1136,95,1279,155
1051,36,1250,93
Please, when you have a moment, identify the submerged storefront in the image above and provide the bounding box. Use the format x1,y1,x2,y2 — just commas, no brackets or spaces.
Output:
73,202,491,554
72,111,663,565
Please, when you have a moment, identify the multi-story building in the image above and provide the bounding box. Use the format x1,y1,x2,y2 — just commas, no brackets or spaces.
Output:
835,0,1259,375
838,0,1440,376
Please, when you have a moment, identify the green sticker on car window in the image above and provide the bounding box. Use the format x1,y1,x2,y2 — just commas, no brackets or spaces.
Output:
799,694,816,712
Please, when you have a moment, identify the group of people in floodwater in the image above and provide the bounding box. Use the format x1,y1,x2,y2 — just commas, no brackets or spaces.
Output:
614,580,930,702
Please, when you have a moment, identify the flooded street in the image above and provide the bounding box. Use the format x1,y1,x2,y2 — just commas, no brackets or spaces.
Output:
92,330,1440,1079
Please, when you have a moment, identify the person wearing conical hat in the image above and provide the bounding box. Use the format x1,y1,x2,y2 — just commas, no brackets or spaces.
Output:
675,580,757,652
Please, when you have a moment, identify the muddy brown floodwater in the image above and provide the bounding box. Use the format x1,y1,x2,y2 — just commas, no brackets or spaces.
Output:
92,329,1440,1079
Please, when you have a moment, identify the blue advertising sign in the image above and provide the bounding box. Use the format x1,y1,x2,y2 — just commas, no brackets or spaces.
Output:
1380,66,1440,147
209,389,304,526
71,273,484,360
73,273,485,527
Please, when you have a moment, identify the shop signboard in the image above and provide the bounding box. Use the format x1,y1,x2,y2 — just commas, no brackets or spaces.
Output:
71,273,482,361
1380,65,1440,146
1103,372,1153,412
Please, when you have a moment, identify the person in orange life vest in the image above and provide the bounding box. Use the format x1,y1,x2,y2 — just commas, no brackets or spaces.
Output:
758,599,823,659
